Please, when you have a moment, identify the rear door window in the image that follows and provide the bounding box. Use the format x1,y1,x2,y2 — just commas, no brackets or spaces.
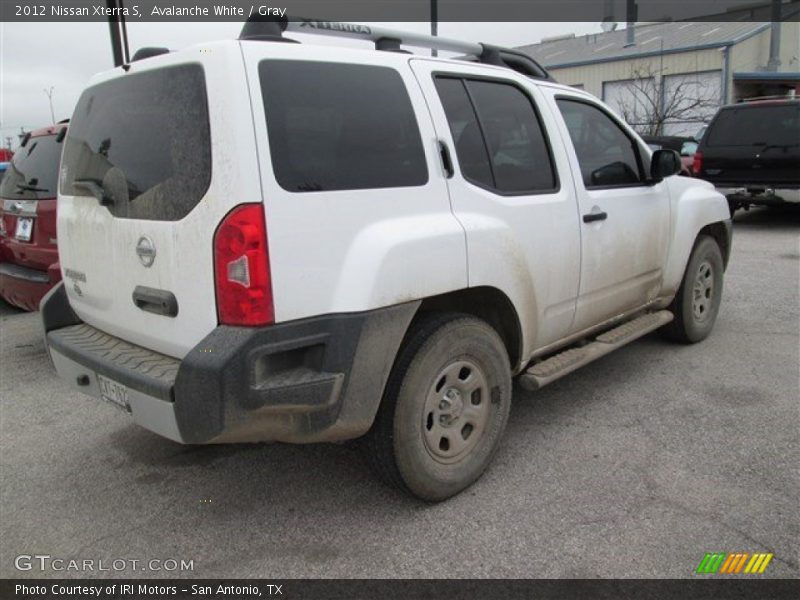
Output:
706,105,799,147
0,134,63,200
434,76,558,194
60,64,211,221
259,61,428,193
465,79,557,193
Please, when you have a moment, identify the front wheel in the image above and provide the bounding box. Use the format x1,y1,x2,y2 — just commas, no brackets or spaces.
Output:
363,314,512,502
662,235,724,343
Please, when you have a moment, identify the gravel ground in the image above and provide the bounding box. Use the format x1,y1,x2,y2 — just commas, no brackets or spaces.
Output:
1,206,798,579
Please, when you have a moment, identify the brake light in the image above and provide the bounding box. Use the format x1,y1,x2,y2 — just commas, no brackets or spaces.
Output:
692,151,703,175
213,203,274,326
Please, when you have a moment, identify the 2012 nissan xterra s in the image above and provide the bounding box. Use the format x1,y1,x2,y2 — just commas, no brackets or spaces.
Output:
43,20,732,501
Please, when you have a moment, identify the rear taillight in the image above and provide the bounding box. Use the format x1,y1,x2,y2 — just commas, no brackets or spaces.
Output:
213,203,274,326
692,151,703,175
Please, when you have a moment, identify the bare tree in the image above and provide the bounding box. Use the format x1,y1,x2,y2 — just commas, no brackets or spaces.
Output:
612,64,720,137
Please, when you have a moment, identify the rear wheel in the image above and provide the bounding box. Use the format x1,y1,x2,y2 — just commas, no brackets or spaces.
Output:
663,235,724,343
364,314,512,501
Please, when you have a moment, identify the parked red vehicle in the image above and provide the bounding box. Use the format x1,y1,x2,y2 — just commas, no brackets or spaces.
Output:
0,122,66,310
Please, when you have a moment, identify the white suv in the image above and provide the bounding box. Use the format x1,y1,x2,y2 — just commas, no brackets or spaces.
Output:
42,20,731,501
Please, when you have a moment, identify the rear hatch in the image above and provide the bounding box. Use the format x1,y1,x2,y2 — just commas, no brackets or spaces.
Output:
57,43,261,358
0,131,62,271
699,102,800,188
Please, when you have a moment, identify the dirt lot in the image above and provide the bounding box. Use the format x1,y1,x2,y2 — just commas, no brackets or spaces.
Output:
1,206,798,578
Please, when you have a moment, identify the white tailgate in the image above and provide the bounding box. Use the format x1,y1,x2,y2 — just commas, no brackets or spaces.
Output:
57,42,261,358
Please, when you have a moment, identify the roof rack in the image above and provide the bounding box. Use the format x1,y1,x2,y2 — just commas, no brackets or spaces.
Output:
131,47,170,61
239,18,552,81
736,94,797,103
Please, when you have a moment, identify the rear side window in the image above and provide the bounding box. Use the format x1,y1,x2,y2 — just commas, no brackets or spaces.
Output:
61,64,211,221
259,61,428,192
556,98,643,188
434,78,494,188
435,76,557,194
0,134,63,200
706,105,799,147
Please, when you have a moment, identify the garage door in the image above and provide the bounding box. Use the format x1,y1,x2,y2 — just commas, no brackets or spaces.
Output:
603,76,656,132
602,70,722,137
662,71,722,136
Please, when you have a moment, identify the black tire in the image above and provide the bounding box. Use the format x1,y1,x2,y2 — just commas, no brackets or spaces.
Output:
662,235,724,343
363,313,512,502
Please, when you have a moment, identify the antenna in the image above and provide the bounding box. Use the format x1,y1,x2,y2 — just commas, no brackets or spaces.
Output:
105,0,130,67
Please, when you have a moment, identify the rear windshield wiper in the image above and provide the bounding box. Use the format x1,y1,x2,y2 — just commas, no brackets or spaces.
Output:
73,179,114,206
15,184,50,193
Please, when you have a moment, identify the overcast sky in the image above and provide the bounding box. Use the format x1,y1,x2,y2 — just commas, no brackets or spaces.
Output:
0,21,602,148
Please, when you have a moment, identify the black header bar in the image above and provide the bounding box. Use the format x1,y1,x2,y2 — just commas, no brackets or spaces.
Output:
3,579,800,600
2,0,799,22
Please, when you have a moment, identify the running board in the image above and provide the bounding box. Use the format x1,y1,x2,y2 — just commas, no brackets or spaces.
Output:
518,310,674,391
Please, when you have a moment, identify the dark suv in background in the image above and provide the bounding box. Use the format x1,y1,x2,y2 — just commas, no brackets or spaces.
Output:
694,98,800,214
0,122,66,310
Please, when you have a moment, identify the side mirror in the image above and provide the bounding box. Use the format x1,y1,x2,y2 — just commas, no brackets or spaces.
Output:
650,149,682,182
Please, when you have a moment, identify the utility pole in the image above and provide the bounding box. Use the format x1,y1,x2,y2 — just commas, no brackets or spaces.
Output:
430,0,438,57
44,87,55,124
625,0,637,47
767,0,782,71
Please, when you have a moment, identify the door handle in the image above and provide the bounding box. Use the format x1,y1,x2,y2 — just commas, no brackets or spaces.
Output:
132,286,178,317
583,210,608,223
438,140,454,179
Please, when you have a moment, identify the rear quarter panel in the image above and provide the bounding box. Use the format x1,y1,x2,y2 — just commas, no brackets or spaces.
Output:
241,44,468,321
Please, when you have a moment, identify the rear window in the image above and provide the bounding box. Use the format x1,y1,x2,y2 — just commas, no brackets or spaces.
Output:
259,60,428,192
706,105,799,147
60,64,211,221
0,134,63,200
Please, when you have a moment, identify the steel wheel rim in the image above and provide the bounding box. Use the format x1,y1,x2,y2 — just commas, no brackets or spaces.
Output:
692,259,715,322
422,358,490,464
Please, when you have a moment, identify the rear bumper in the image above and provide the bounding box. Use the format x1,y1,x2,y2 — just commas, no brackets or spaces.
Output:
716,186,800,205
41,283,418,444
0,261,59,311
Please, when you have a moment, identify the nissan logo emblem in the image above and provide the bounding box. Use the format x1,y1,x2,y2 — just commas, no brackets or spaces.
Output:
136,236,156,268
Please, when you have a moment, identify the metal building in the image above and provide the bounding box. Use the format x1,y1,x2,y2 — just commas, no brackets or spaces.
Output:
517,21,800,136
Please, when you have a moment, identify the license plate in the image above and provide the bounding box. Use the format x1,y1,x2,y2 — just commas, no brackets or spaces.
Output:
97,374,130,412
15,217,33,241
